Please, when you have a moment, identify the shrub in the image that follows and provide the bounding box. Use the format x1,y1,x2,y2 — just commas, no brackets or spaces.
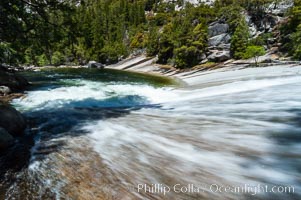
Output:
293,45,301,60
174,45,198,69
0,42,16,64
146,25,159,56
52,51,65,66
291,24,301,60
130,32,146,49
36,54,48,66
244,45,265,66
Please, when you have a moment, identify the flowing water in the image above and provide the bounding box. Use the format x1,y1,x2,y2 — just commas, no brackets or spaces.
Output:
1,66,301,199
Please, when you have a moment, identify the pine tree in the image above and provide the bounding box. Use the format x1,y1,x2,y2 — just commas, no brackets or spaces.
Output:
230,18,250,59
146,23,159,56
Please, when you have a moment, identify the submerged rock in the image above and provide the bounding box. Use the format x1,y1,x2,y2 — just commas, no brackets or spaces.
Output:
0,105,26,136
0,127,14,150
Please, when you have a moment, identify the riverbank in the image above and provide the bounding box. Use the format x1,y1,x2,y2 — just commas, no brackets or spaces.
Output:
2,62,301,199
105,55,301,86
0,66,29,103
0,66,29,150
22,53,301,85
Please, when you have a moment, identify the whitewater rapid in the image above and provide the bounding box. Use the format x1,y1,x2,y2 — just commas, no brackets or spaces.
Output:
7,65,301,199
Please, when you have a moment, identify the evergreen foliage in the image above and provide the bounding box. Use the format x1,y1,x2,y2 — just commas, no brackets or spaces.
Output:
0,0,300,68
244,45,265,65
230,18,250,59
282,0,301,60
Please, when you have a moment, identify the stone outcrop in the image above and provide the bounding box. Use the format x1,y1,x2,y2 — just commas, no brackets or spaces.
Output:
208,23,229,38
87,61,104,69
165,0,215,7
246,12,281,37
207,50,231,62
0,86,11,96
0,104,26,150
0,66,29,150
0,127,14,150
0,66,28,150
267,0,294,16
0,105,26,137
208,33,231,47
160,1,294,65
0,66,29,91
207,22,231,63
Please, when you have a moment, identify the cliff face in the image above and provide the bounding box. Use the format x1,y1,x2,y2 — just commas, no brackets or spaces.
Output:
171,0,294,64
164,0,215,5
166,0,293,9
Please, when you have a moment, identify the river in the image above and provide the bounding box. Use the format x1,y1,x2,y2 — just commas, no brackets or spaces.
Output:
0,66,300,199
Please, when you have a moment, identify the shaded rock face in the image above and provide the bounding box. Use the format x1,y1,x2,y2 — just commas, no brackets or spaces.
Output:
0,86,11,96
208,33,231,47
0,67,29,91
0,67,28,150
88,61,104,69
208,23,229,37
206,22,231,63
164,0,215,6
260,14,279,32
0,105,26,137
247,13,280,37
208,22,231,56
0,127,14,150
207,50,230,62
245,0,293,38
267,0,294,16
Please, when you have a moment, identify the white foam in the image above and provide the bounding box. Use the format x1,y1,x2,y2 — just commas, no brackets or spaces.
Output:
14,65,301,197
12,79,178,110
80,66,301,192
172,76,301,103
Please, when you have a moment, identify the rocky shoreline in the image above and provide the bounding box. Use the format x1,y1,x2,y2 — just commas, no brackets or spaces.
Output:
0,66,29,150
22,53,301,85
105,54,301,79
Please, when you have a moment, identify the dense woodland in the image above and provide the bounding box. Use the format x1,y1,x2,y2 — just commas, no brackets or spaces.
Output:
0,0,301,68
